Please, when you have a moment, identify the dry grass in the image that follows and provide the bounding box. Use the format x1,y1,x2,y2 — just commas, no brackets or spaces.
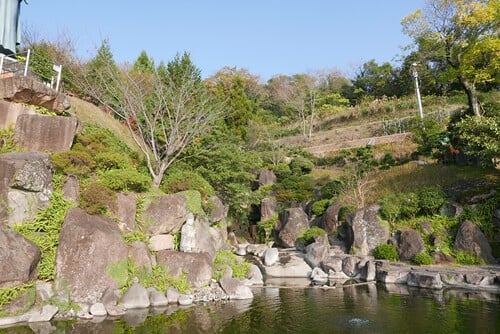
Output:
68,96,142,155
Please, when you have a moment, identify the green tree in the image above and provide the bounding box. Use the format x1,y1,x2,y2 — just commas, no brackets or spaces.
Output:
402,0,500,116
132,50,155,74
352,60,399,99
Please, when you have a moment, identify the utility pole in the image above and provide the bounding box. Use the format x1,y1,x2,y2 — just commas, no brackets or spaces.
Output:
411,63,424,119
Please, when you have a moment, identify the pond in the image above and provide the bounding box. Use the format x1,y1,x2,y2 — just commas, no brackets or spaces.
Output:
4,282,500,334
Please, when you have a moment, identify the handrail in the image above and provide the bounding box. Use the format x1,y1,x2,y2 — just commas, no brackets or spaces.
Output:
0,49,63,91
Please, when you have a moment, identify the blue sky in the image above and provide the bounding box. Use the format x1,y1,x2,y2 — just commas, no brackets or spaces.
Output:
22,1,425,80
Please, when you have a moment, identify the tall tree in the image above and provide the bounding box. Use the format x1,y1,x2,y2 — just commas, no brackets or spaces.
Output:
402,0,499,116
80,52,224,188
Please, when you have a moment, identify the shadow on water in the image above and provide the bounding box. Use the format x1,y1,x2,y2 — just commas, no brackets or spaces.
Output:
2,282,499,334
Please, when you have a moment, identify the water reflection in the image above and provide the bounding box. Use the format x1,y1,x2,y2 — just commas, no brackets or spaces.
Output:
2,283,499,333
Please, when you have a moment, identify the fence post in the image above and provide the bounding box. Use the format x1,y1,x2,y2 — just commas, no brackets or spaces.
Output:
23,49,31,76
53,64,62,91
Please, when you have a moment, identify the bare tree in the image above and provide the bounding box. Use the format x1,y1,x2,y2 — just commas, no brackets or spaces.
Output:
78,55,225,188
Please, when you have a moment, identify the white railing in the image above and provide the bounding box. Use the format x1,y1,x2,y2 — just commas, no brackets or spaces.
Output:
0,49,62,91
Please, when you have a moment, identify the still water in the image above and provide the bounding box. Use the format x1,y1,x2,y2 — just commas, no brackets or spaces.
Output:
5,282,500,334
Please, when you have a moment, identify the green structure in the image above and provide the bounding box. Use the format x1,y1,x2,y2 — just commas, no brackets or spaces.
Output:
0,0,25,55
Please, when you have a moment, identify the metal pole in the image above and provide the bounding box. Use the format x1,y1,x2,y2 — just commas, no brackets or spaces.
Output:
0,54,4,76
23,49,31,76
412,63,424,119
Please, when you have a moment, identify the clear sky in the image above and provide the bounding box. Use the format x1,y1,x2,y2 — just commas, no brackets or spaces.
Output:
21,0,425,80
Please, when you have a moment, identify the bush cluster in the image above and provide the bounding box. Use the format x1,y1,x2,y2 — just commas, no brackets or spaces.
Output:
297,227,327,246
373,243,399,261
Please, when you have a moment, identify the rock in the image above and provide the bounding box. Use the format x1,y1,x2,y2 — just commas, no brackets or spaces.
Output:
122,309,148,327
90,303,107,316
360,261,376,281
55,208,129,304
440,271,465,285
180,215,227,260
0,152,53,226
407,271,443,289
454,220,495,264
148,287,169,307
219,277,254,300
166,287,180,304
375,262,410,284
0,228,40,287
342,256,361,277
35,281,54,303
260,197,277,222
431,252,454,265
106,305,126,317
156,250,213,289
397,229,425,261
208,195,228,224
113,192,137,232
128,241,153,272
310,267,329,285
275,207,310,248
178,294,194,306
246,264,264,285
258,169,277,187
262,251,312,278
0,76,70,113
149,234,174,252
322,256,344,274
14,114,78,152
28,322,56,334
418,221,433,235
227,231,238,247
234,244,248,256
62,174,79,203
246,244,268,257
28,305,59,323
321,200,342,234
440,202,463,218
120,283,150,309
144,194,189,235
345,205,389,256
263,247,279,266
305,241,329,269
0,100,35,129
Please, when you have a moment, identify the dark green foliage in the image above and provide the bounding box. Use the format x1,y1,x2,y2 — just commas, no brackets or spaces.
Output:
454,251,484,265
379,192,419,222
273,175,315,203
462,192,500,238
161,164,215,199
51,150,96,176
298,227,327,246
271,163,292,179
378,153,396,170
80,182,116,215
417,186,446,215
411,118,448,158
94,152,131,170
289,156,314,176
373,244,399,261
311,199,332,216
98,168,151,192
0,127,19,153
223,76,254,139
413,252,434,265
320,179,344,199
338,205,358,222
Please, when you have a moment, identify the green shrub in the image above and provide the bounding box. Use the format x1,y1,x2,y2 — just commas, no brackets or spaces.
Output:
417,186,446,215
298,227,327,246
271,163,292,179
51,150,96,176
379,193,401,223
413,252,434,265
95,152,131,170
178,190,203,215
0,283,35,316
0,127,19,153
273,175,315,203
80,182,116,214
161,166,215,199
461,192,500,238
373,244,399,261
311,199,332,216
378,153,396,170
257,214,278,243
399,192,419,218
289,156,314,175
320,179,344,199
338,205,358,222
212,250,251,282
98,168,151,192
454,251,485,265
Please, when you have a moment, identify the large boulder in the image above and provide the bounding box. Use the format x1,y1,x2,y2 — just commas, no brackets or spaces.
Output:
345,204,389,256
156,250,213,289
275,207,309,248
0,152,52,226
258,169,277,187
454,220,495,264
0,76,70,113
0,100,35,129
260,197,277,222
0,229,40,287
208,195,228,224
14,114,78,152
397,229,425,261
262,251,312,278
304,236,329,269
320,200,342,234
112,192,137,232
144,194,189,235
180,214,227,260
55,208,129,304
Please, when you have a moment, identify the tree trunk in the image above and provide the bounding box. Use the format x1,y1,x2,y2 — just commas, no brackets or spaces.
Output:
459,76,481,117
